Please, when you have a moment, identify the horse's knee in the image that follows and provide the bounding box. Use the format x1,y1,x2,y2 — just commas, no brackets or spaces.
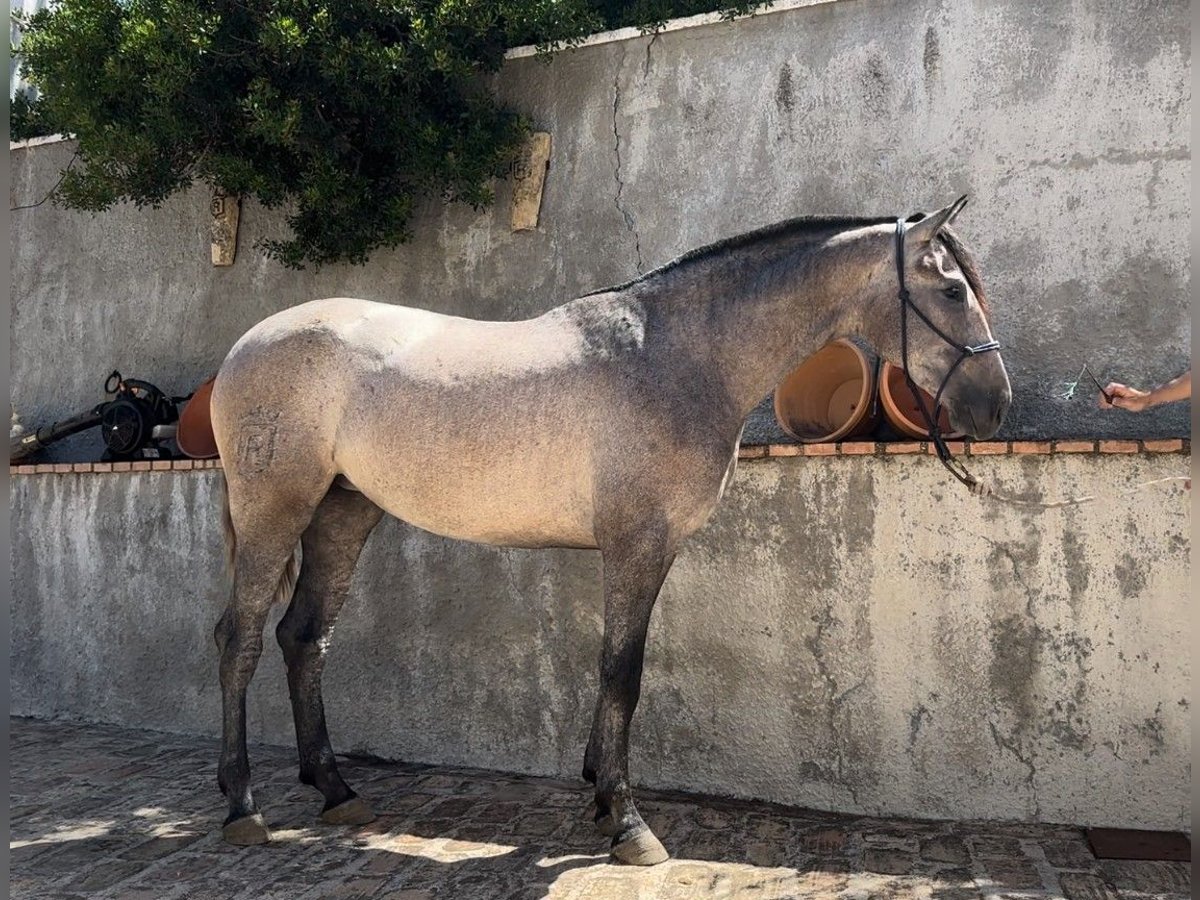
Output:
275,611,320,663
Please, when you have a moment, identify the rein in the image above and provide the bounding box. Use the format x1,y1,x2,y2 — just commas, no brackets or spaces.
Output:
892,219,1188,509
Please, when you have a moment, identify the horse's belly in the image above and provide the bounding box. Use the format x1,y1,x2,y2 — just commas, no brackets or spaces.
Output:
341,456,598,550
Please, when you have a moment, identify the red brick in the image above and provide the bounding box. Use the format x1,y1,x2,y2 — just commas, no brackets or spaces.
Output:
34,464,54,473
802,443,838,456
768,444,802,457
1054,440,1096,453
1011,441,1052,454
738,445,767,459
968,442,1009,455
111,461,132,472
171,459,195,470
150,460,172,471
52,464,73,473
130,461,152,471
73,463,95,473
1098,440,1139,454
839,442,877,455
92,462,113,473
940,441,966,456
885,442,924,454
1142,439,1184,453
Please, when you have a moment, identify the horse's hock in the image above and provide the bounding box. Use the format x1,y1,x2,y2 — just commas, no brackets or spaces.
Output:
10,445,1190,832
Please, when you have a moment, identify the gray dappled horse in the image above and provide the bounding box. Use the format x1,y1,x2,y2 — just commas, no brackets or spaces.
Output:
210,197,1010,864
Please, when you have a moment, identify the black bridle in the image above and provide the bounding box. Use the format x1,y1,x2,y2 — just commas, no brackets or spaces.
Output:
895,217,1001,488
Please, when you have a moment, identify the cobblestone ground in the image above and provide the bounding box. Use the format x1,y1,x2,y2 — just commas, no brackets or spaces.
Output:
10,718,1190,900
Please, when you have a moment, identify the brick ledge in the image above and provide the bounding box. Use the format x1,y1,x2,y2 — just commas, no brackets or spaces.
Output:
737,439,1190,460
8,439,1191,475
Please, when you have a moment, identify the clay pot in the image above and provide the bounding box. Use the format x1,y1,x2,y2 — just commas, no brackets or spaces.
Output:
773,339,880,443
878,362,964,440
176,376,219,459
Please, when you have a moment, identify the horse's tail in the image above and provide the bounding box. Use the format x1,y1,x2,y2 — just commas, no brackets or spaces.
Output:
220,475,237,579
220,474,301,607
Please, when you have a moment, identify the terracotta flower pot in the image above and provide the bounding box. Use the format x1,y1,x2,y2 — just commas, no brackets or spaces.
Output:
176,376,220,459
773,339,880,443
878,361,964,440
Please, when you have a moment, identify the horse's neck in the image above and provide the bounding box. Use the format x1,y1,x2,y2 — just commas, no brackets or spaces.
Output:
644,236,866,421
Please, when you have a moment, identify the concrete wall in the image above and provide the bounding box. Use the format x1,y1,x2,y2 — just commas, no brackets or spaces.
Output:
9,0,1191,459
11,452,1190,830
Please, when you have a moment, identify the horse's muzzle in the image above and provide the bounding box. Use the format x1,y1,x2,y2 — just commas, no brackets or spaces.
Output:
947,387,1011,440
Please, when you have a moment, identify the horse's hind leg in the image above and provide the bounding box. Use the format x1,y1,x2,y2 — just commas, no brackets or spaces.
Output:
276,485,383,825
215,476,330,845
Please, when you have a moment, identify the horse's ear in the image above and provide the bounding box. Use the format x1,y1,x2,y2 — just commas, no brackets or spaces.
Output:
906,195,969,245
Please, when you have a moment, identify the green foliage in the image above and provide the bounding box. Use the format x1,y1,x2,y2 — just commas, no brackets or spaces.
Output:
12,0,768,268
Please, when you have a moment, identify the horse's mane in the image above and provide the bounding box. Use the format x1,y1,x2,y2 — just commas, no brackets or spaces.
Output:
583,213,990,319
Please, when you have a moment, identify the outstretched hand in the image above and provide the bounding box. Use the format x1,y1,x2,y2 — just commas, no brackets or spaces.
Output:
1099,382,1151,411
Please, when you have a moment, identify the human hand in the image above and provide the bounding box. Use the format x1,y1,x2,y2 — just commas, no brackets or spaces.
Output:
1099,382,1152,411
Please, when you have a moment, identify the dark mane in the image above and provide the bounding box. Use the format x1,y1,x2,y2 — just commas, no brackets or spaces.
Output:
581,215,892,297
583,214,991,319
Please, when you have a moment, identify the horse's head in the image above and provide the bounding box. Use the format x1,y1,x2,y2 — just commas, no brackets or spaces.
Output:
861,197,1011,440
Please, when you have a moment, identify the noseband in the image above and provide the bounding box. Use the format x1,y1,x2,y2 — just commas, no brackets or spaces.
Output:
895,217,1001,488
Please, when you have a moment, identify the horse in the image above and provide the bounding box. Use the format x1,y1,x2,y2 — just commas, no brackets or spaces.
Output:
209,196,1011,864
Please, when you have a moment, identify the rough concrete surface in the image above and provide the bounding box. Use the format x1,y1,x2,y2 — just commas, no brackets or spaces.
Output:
9,0,1190,459
10,718,1191,900
10,453,1190,831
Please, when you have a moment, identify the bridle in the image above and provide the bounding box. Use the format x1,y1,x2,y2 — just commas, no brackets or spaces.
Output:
895,217,1001,489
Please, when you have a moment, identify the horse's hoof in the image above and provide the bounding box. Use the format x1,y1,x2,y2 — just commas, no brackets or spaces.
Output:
611,829,669,866
320,796,376,826
595,813,618,837
222,813,271,845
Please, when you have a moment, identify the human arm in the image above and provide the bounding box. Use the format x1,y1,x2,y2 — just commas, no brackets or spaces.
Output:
1099,370,1191,411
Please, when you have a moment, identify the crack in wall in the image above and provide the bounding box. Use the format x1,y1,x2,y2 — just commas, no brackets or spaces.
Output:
988,719,1041,819
642,31,660,79
805,604,861,807
966,529,1039,619
611,54,644,275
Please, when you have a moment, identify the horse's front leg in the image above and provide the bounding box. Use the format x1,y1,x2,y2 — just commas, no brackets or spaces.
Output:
586,530,676,866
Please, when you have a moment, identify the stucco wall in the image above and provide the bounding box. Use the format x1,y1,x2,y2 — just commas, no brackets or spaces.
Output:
9,0,1191,459
11,451,1190,830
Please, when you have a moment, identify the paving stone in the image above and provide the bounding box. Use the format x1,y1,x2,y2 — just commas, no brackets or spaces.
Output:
119,833,204,860
927,868,983,899
976,857,1049,891
1059,872,1122,900
967,834,1026,859
799,827,847,854
1041,837,1100,870
919,836,969,865
1099,860,1190,897
862,847,917,875
63,858,144,892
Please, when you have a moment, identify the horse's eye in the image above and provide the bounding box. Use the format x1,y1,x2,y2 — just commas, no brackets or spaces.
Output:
943,284,965,303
